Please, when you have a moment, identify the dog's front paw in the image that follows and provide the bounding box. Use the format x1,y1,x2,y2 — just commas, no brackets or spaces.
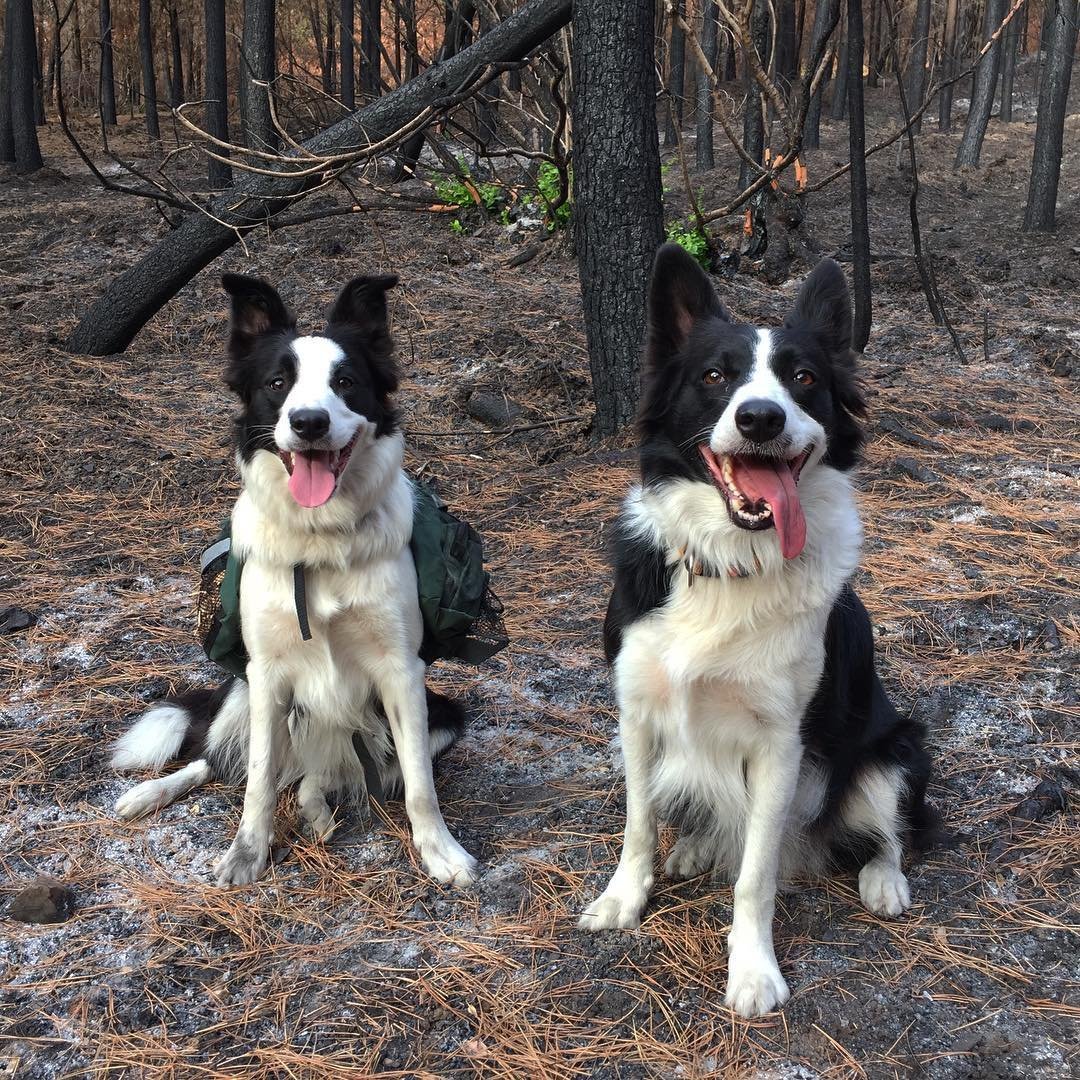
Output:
115,780,162,820
419,836,477,887
725,948,790,1017
578,877,651,931
859,861,911,917
665,834,714,881
214,836,270,887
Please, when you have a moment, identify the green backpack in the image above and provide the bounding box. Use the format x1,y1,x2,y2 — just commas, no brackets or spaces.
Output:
196,480,508,677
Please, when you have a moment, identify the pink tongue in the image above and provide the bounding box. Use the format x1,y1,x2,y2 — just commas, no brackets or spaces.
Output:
287,451,336,508
729,455,807,559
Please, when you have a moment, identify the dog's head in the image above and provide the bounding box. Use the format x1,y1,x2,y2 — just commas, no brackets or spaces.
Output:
221,273,399,508
639,243,865,559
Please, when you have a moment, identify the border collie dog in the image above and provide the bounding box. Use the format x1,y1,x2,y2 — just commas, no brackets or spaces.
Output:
580,245,933,1017
112,274,476,888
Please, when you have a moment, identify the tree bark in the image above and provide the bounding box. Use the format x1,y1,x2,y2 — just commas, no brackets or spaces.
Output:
938,0,958,131
204,0,231,185
998,6,1020,122
99,0,116,124
1,0,16,163
663,0,685,145
8,0,44,170
847,0,870,352
239,0,276,149
360,0,381,98
138,0,159,138
572,0,664,438
954,0,1006,168
67,0,573,357
804,0,839,149
866,0,880,86
904,0,931,134
1023,0,1079,231
739,0,769,191
696,0,720,170
830,13,849,121
776,0,798,84
168,5,184,106
340,0,354,107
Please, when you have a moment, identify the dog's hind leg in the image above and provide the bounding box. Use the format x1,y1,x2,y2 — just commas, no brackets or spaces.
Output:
844,765,912,917
116,759,213,819
297,773,337,840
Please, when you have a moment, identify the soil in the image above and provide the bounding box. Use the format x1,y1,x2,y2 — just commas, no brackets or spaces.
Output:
1,73,1077,1079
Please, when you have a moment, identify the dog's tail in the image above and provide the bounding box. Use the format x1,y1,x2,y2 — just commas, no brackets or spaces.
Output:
112,681,245,820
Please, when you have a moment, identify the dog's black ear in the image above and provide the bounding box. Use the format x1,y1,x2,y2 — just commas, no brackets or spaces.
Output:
785,258,852,360
646,243,731,365
327,274,399,336
221,274,295,358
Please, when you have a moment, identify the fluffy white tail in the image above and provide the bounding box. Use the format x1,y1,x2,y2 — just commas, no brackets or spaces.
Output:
111,704,191,771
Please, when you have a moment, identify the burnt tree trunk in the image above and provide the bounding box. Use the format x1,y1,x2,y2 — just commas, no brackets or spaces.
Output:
904,0,931,134
739,0,769,191
696,0,720,170
340,0,354,108
866,0,880,86
99,0,116,123
998,6,1020,122
8,0,43,170
572,0,664,438
830,14,849,121
954,0,1006,168
168,6,184,105
1,0,16,163
204,0,231,185
239,0,276,148
360,0,381,97
67,0,573,356
664,0,685,145
138,0,159,138
804,0,839,149
776,0,798,84
1023,0,1079,231
938,0,958,130
847,0,870,351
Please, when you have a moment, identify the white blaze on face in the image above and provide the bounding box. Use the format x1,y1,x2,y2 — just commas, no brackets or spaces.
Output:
273,335,367,452
708,329,824,457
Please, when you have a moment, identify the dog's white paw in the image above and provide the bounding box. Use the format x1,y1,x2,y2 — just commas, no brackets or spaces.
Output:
419,836,477,887
665,834,714,881
578,877,651,931
859,861,911,917
725,948,790,1017
214,836,270,887
115,780,164,820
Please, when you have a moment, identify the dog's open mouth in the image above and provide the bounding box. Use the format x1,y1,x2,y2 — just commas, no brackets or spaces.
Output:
279,433,359,509
698,444,812,559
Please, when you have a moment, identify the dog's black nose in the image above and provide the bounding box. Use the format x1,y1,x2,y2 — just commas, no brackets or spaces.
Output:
289,409,330,442
735,398,786,443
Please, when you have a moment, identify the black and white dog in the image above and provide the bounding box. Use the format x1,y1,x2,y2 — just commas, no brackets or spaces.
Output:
580,245,933,1017
112,273,477,888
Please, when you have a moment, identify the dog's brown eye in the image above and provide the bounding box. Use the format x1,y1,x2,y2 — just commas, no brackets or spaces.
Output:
334,375,354,390
267,377,286,392
793,369,816,386
703,369,725,385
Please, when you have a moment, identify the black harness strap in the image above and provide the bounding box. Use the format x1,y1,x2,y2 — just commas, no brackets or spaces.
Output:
293,564,312,641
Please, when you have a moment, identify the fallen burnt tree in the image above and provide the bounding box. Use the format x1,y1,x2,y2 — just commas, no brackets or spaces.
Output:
66,0,571,356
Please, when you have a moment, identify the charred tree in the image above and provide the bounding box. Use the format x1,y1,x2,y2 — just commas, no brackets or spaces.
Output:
998,7,1020,122
573,0,664,437
138,0,159,138
7,0,43,170
168,5,184,105
664,0,685,145
1023,0,1079,231
954,0,1006,168
904,0,931,134
360,0,381,98
776,0,798,84
1,0,16,163
739,0,769,192
239,0,276,149
866,0,880,86
99,0,116,124
67,0,573,357
204,0,231,185
847,0,870,351
804,0,839,149
696,0,720,170
938,0,958,131
340,0,354,107
830,15,849,121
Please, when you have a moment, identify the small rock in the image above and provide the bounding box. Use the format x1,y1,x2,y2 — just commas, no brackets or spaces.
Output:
0,608,36,635
1011,779,1068,822
894,457,941,484
1041,619,1061,650
7,878,76,924
465,390,522,429
879,416,943,450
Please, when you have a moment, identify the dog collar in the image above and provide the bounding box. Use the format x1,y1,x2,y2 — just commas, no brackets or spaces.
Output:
677,547,760,587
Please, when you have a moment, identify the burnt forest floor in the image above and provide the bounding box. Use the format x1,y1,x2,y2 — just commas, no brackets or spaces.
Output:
1,77,1078,1079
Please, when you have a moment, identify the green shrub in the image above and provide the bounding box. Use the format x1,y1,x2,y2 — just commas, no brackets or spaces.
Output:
433,158,504,233
536,161,572,231
665,219,710,267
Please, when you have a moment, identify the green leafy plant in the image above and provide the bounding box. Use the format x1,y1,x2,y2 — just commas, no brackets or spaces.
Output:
665,219,710,268
536,161,572,231
432,157,505,233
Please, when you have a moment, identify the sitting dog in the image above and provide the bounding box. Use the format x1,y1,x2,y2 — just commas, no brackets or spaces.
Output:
580,244,934,1017
112,273,476,888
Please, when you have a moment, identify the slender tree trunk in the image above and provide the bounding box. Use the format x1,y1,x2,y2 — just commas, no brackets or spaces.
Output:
739,0,769,191
239,0,276,148
8,0,43,169
954,0,1006,168
830,13,849,120
847,0,870,352
998,7,1019,122
325,0,336,95
32,14,45,124
938,0,958,131
904,0,931,133
340,0,354,107
73,0,85,104
1023,0,1079,231
138,0,160,138
169,6,183,105
1,0,17,162
776,0,798,84
866,0,880,86
663,0,685,145
204,0,231,185
696,0,719,170
804,0,839,149
573,0,664,438
360,0,380,97
99,0,116,123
